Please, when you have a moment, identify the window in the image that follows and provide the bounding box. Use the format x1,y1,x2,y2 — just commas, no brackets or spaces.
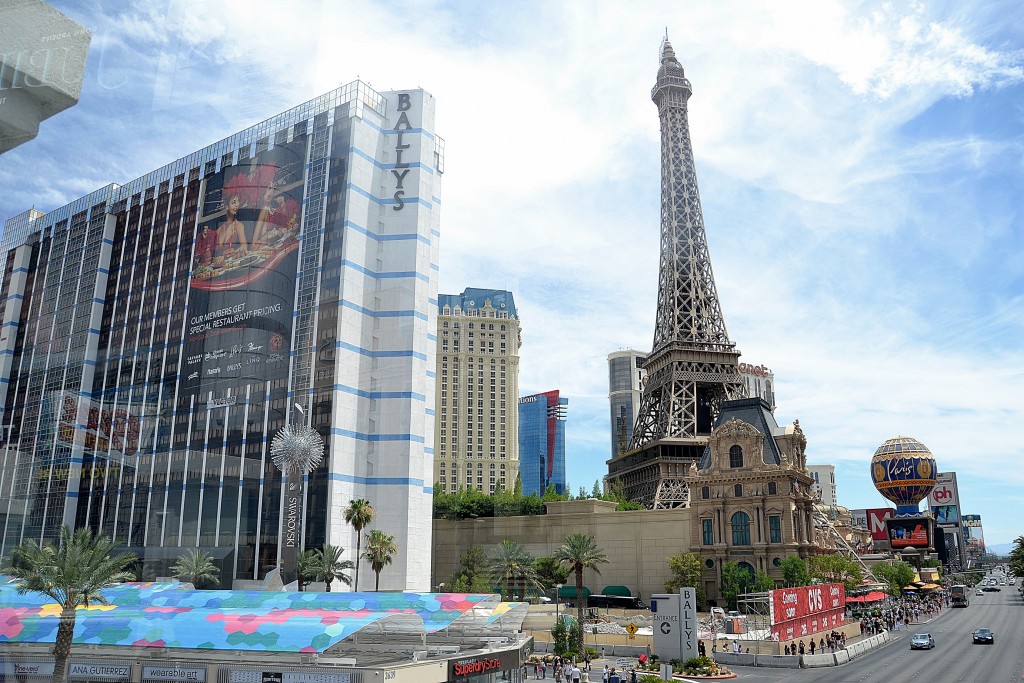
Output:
734,484,742,497
701,486,710,500
731,511,751,546
729,445,743,468
702,519,714,545
769,515,782,543
768,481,777,495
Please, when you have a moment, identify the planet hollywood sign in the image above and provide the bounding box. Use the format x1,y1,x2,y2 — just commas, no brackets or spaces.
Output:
738,363,772,377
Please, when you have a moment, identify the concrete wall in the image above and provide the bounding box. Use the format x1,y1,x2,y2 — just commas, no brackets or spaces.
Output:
432,500,693,599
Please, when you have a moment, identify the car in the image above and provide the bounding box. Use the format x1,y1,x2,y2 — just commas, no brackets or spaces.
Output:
972,628,994,644
910,633,935,650
982,586,1001,592
975,589,984,596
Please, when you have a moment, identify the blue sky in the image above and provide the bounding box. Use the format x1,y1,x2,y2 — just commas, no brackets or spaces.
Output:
2,1,1022,546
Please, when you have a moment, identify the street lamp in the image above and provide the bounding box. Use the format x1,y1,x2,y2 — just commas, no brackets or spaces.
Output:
555,583,563,623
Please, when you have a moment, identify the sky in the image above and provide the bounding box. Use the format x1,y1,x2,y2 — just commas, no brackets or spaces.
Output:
2,1,1022,547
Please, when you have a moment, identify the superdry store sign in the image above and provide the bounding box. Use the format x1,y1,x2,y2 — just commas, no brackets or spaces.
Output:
449,648,519,680
769,583,846,641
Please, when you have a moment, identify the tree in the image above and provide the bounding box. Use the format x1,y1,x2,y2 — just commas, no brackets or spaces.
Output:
343,499,376,591
296,549,319,591
665,551,705,606
808,554,864,592
487,540,540,601
534,555,572,592
720,561,752,610
554,533,609,656
171,548,220,589
313,543,354,592
1009,535,1024,579
448,545,493,593
363,529,398,591
780,555,811,587
873,561,916,597
2,526,136,682
752,570,774,592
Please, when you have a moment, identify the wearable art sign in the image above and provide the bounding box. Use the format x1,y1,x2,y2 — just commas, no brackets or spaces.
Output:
769,583,845,641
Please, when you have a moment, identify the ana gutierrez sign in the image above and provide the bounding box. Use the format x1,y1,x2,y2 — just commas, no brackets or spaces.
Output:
769,583,846,641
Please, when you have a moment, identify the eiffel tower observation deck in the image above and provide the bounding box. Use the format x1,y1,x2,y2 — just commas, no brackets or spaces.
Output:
606,37,744,509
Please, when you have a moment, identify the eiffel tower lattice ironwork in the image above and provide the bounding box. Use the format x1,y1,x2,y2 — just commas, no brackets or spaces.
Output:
606,37,744,509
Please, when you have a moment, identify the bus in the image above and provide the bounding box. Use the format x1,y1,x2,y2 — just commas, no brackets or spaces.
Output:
950,584,969,607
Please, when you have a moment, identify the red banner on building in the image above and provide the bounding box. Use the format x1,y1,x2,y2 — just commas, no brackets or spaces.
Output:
770,609,846,641
769,583,846,640
770,583,845,625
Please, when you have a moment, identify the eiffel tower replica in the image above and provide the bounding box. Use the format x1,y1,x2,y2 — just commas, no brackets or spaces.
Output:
606,37,744,509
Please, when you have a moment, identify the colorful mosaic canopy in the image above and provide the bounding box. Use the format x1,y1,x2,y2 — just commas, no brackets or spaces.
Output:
0,580,505,653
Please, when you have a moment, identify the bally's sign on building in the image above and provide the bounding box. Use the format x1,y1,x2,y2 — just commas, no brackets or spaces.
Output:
389,92,420,212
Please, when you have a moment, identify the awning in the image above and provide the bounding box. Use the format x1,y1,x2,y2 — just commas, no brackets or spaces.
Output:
557,586,591,599
847,591,887,603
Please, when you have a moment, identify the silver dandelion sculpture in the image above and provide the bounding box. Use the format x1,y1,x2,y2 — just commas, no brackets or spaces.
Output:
270,423,325,476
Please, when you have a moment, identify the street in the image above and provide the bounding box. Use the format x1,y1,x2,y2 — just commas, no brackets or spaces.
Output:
729,588,1024,683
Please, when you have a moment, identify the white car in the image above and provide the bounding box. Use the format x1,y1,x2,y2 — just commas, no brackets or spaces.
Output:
910,633,935,650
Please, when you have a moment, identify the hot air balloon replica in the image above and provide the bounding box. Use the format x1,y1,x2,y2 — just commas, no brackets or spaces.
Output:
870,436,937,516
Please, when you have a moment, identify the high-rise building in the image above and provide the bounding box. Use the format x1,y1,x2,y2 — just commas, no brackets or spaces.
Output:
518,390,567,496
433,289,520,494
0,82,442,591
606,38,744,509
607,349,646,458
807,464,837,506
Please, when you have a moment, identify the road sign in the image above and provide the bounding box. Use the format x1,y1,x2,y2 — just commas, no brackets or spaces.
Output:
626,623,638,635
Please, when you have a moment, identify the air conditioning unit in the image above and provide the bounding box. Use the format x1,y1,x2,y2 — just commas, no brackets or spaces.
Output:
412,651,428,663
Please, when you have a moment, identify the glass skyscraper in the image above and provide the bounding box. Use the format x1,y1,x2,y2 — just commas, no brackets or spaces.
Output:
517,390,567,496
0,82,442,590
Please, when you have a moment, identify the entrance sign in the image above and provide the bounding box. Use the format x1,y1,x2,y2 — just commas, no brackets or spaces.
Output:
651,588,697,661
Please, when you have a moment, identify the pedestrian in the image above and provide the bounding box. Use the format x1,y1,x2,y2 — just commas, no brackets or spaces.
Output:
608,668,621,683
784,644,790,656
581,670,590,683
820,638,826,652
809,640,816,655
630,668,638,683
584,652,591,671
540,661,546,679
602,664,609,683
798,641,805,655
698,640,706,657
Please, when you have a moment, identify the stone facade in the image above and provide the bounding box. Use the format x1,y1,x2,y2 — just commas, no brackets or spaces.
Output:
433,404,826,603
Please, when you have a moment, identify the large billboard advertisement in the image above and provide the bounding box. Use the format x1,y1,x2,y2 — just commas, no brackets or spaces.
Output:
931,504,959,526
886,517,932,549
56,391,159,457
866,508,894,542
183,139,307,393
769,583,845,641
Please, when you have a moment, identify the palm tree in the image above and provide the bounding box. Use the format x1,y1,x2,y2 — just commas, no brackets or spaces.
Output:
2,526,136,682
344,499,376,590
296,549,320,591
313,543,354,592
363,529,398,591
486,539,541,601
554,533,609,655
170,548,221,589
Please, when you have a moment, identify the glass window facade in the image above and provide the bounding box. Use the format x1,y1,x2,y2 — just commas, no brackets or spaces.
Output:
517,390,567,496
702,518,713,545
769,515,782,543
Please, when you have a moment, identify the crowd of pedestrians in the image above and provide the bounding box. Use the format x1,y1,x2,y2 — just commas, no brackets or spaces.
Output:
783,630,846,656
527,655,639,683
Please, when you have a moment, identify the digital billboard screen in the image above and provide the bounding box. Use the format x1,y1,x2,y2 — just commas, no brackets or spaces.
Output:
886,517,932,549
183,138,307,394
931,504,959,526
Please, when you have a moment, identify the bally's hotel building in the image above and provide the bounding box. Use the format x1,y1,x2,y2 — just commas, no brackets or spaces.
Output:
0,82,442,590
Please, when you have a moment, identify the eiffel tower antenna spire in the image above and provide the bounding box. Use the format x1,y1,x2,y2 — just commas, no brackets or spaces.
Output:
606,36,744,509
